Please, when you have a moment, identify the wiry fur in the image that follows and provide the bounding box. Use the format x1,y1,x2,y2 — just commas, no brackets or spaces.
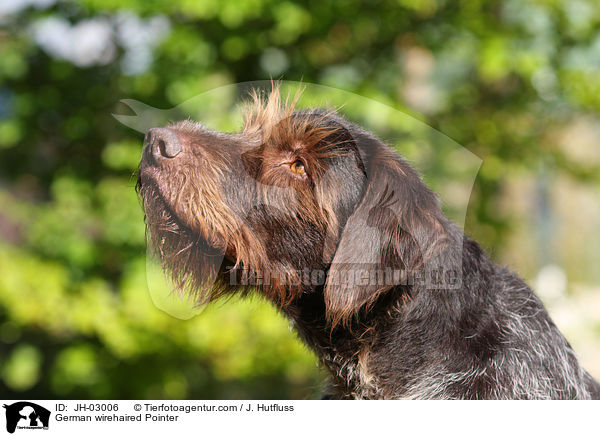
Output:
137,86,600,399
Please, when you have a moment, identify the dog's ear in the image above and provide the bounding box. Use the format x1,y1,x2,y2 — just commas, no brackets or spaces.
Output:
324,137,447,326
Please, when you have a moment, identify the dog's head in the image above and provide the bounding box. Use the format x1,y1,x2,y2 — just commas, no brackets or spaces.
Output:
138,87,448,325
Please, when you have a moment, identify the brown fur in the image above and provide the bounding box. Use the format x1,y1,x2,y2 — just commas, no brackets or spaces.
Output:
138,86,362,309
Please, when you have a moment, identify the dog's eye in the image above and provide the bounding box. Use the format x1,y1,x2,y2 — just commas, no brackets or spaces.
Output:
289,160,306,176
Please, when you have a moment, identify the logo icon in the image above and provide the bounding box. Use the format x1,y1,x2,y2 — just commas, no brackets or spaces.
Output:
2,402,50,434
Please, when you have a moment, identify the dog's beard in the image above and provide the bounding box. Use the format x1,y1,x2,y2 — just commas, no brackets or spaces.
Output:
138,176,230,304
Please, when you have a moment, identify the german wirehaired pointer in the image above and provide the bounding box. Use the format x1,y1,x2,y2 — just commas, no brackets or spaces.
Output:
137,87,600,399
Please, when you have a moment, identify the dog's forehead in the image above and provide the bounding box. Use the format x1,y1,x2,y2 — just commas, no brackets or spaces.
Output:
272,141,323,161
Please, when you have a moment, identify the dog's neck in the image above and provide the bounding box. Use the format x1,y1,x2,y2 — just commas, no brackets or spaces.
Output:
274,234,497,399
278,285,404,399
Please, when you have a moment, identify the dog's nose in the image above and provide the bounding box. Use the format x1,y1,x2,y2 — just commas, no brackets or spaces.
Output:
145,128,182,158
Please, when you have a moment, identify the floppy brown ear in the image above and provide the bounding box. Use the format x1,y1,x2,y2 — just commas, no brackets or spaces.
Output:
324,140,447,326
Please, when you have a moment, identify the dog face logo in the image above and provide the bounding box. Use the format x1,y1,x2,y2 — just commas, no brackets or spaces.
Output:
2,402,50,434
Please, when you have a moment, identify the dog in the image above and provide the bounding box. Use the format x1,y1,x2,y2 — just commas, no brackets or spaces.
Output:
137,87,600,399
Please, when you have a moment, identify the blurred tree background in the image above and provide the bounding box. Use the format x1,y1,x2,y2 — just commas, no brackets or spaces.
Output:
1,0,599,399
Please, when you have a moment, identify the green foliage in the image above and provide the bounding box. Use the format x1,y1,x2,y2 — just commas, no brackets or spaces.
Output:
0,0,599,399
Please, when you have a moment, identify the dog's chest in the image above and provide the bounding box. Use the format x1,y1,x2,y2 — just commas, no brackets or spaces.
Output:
284,297,388,399
324,349,385,399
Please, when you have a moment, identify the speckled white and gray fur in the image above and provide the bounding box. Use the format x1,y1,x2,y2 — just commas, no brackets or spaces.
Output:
394,279,596,400
287,254,600,399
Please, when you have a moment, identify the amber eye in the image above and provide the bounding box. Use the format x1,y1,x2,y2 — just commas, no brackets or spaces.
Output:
289,160,306,176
